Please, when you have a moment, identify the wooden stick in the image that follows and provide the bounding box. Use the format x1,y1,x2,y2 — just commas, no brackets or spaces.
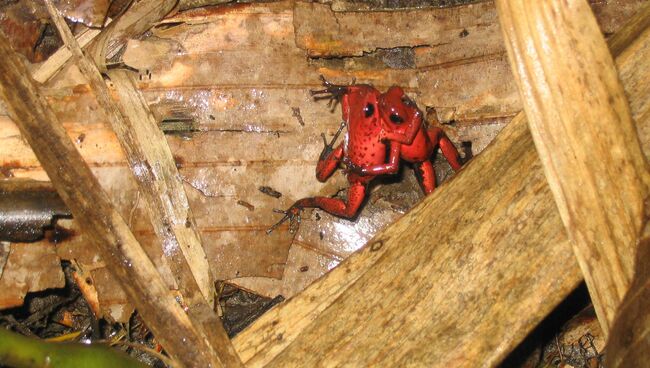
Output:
0,31,223,368
42,3,242,366
107,69,242,366
34,0,175,82
495,0,650,335
106,69,215,308
232,10,650,366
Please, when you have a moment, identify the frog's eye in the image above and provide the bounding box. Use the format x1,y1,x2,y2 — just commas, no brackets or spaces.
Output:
364,103,375,118
390,114,404,124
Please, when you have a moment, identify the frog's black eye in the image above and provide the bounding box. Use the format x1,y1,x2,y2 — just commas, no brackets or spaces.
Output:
390,114,404,124
364,103,375,118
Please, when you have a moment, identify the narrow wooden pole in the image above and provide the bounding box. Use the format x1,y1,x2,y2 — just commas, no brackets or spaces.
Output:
106,69,214,310
42,3,242,366
232,11,650,366
107,69,243,367
0,32,223,368
495,0,650,335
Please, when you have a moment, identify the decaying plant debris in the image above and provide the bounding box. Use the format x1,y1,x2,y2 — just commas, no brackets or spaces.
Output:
0,0,649,367
1,0,643,312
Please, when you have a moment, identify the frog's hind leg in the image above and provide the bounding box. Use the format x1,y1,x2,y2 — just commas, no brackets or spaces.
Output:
427,127,462,171
296,182,367,219
414,160,437,195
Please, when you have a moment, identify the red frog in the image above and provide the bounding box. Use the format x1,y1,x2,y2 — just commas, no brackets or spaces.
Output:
347,86,463,194
267,77,399,233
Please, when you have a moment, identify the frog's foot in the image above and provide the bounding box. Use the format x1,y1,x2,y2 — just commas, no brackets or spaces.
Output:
342,157,365,175
310,75,348,109
266,206,303,235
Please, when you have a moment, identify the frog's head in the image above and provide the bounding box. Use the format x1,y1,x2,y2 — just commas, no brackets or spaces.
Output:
379,86,410,126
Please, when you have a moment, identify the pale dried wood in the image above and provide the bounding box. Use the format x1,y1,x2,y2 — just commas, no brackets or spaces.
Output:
495,0,650,335
0,31,224,368
106,69,215,306
607,2,650,57
107,70,243,366
43,3,242,366
615,8,650,159
232,11,650,366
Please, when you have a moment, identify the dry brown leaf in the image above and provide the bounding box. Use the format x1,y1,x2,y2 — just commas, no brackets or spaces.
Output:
0,242,65,309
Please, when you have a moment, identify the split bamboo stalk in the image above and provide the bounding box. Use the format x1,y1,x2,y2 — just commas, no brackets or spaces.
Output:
86,0,178,70
495,0,650,335
43,3,241,366
0,31,224,368
106,69,216,310
233,9,650,366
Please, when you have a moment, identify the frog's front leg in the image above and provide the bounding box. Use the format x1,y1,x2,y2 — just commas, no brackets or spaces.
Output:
346,143,402,176
316,141,344,182
316,121,346,182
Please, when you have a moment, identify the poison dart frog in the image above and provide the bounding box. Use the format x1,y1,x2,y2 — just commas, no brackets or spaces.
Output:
347,86,463,194
267,79,463,234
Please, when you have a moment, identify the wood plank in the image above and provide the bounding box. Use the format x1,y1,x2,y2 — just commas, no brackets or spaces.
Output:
107,69,216,306
32,26,103,84
232,9,650,366
495,0,650,334
0,29,225,368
